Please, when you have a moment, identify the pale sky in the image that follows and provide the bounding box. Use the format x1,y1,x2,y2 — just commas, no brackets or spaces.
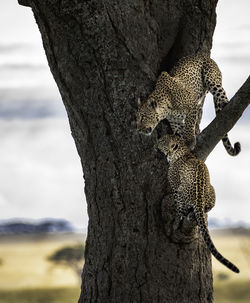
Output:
0,0,249,228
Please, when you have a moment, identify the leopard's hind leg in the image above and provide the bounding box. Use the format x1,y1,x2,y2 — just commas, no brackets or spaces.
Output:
203,58,241,156
204,185,215,213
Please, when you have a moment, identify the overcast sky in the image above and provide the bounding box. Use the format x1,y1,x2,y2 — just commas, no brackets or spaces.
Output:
0,0,249,229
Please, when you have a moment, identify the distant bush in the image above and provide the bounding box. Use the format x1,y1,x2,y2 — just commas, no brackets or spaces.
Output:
217,272,229,281
48,243,84,278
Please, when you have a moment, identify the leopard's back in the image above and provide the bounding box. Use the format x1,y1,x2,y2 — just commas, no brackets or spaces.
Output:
170,53,207,99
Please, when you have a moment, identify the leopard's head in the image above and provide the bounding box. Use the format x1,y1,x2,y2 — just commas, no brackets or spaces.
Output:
156,134,189,161
136,94,172,135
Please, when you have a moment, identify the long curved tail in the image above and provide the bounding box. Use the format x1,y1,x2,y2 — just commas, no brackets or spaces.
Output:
222,135,241,156
203,56,241,157
194,210,240,273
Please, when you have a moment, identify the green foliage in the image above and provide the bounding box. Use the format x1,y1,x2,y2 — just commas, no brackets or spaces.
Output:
0,287,80,303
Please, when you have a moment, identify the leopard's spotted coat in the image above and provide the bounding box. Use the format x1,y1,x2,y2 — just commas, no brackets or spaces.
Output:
156,134,240,273
137,53,240,156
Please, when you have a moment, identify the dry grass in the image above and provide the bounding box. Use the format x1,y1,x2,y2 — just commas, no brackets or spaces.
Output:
0,233,84,290
0,287,80,303
214,280,250,303
211,232,250,282
0,231,250,302
211,230,250,303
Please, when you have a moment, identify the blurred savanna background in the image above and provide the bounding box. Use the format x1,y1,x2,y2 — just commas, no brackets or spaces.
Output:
0,0,250,302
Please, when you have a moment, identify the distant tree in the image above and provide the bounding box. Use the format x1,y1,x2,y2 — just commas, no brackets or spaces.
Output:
48,243,85,278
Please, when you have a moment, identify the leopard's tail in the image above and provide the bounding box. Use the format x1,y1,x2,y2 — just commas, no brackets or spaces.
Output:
194,209,240,273
222,134,241,156
204,57,241,157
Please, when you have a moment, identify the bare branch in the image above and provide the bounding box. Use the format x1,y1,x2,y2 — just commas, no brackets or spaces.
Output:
193,76,250,161
18,0,33,7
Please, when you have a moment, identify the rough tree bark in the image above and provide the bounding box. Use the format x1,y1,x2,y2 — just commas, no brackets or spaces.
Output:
18,1,250,302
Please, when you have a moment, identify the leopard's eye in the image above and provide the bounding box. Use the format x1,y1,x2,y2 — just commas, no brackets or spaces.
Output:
171,143,179,151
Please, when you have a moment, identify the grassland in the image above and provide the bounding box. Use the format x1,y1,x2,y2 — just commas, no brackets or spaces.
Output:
0,287,80,303
0,233,84,290
214,280,250,303
0,231,249,302
211,230,250,302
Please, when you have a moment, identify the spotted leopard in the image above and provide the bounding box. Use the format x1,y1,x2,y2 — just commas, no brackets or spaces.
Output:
137,53,240,156
156,134,240,273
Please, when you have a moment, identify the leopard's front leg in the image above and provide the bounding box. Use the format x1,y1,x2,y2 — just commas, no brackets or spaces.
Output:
183,108,198,150
168,110,186,136
173,189,194,229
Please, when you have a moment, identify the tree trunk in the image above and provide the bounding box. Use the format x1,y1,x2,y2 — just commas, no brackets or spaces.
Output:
18,0,219,302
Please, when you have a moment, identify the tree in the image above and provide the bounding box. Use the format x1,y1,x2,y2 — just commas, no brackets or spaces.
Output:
18,1,250,302
48,243,85,279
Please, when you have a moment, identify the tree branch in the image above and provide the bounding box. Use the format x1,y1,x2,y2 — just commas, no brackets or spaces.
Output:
193,76,250,161
18,0,33,7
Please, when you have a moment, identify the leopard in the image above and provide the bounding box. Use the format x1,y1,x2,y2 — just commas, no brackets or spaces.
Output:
156,134,240,273
137,52,241,156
